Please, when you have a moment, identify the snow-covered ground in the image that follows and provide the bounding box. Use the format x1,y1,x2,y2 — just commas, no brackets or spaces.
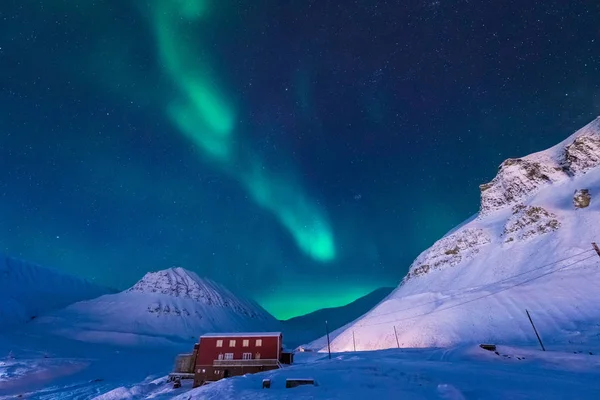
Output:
166,345,600,400
3,331,598,399
0,328,185,399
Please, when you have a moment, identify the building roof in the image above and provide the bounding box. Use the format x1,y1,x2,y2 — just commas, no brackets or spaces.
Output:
200,332,282,339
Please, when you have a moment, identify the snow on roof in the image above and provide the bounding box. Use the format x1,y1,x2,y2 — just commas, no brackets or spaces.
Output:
200,332,282,338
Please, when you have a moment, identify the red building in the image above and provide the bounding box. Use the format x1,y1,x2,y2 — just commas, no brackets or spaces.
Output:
193,332,292,387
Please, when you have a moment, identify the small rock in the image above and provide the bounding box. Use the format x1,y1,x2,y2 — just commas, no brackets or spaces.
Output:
573,189,591,208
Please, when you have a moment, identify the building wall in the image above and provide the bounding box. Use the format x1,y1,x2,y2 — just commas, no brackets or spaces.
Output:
193,365,279,387
196,335,281,366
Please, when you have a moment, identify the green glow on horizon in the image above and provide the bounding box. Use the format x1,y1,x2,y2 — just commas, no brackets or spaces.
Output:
149,0,336,262
259,285,382,320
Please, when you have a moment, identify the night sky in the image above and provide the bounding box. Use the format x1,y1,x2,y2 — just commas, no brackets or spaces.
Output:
1,0,599,319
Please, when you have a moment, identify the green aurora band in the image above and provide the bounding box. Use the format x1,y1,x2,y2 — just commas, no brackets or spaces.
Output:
259,285,383,320
149,0,335,262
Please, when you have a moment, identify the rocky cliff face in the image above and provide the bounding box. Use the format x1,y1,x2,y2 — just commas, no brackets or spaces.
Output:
402,117,600,281
562,132,600,175
479,117,600,215
405,228,491,280
502,205,560,243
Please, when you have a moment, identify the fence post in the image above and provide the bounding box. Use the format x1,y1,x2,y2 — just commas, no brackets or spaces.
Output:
352,330,356,352
592,242,600,258
393,326,400,349
525,309,546,351
325,320,332,359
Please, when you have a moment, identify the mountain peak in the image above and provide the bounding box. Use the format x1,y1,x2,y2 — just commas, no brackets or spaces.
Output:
127,267,218,300
479,117,600,215
125,267,266,318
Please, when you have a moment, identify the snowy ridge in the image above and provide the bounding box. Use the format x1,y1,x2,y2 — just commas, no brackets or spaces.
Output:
310,118,600,351
34,267,278,345
0,254,110,330
479,117,600,215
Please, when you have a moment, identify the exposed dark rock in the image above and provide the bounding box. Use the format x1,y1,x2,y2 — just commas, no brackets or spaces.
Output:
478,118,600,216
573,189,591,209
562,135,600,175
479,158,565,215
404,228,490,280
503,205,560,243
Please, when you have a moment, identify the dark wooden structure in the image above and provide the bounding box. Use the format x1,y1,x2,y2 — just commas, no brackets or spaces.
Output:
168,343,199,383
192,332,293,387
286,378,317,388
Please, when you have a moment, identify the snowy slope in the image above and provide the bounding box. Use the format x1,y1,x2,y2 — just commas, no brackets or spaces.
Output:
79,345,600,400
281,287,394,348
34,267,278,346
0,254,110,330
313,117,600,351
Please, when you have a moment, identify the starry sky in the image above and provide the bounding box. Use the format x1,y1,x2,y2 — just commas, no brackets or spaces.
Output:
1,0,599,319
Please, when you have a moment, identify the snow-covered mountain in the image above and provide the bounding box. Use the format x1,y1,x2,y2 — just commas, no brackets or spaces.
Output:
0,254,110,330
313,117,600,351
35,267,278,346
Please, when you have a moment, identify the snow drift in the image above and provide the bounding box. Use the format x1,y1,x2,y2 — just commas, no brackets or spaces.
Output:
313,117,600,351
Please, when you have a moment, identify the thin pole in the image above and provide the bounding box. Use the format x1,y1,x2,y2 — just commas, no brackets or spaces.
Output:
393,326,400,348
592,242,600,258
526,309,546,351
325,320,332,359
352,330,356,352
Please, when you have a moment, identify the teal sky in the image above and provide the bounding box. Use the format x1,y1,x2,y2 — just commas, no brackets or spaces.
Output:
1,0,598,318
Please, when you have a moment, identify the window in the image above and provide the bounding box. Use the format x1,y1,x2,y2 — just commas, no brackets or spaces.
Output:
224,353,234,360
202,369,206,373
255,352,261,359
255,339,262,347
229,339,236,347
218,353,223,360
242,339,249,347
242,352,252,360
216,340,223,347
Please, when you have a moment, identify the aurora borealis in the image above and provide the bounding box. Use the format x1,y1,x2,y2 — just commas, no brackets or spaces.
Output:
150,0,335,263
1,0,599,318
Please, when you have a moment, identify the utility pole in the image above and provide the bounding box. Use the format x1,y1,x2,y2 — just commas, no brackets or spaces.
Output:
352,330,356,352
393,326,400,349
593,242,600,258
325,320,332,359
526,309,546,351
